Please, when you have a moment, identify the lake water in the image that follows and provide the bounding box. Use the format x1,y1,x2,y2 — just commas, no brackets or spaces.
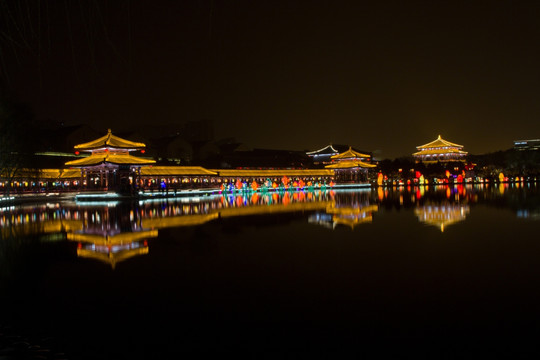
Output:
1,183,540,358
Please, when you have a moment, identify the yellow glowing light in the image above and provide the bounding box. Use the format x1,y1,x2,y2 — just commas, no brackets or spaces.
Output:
377,173,383,186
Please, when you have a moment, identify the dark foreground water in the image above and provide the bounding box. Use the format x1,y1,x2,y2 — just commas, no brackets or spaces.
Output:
1,184,540,358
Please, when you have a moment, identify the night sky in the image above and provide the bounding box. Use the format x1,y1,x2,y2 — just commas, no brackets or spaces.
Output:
2,1,540,159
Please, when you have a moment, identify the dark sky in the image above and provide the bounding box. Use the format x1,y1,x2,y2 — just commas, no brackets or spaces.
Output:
2,0,540,159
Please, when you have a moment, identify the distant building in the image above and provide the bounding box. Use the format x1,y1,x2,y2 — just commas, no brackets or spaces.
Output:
413,135,468,163
514,139,540,151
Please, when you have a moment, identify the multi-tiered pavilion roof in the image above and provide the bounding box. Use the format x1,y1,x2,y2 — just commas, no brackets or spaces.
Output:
65,129,155,167
413,135,468,163
325,147,376,169
307,144,372,165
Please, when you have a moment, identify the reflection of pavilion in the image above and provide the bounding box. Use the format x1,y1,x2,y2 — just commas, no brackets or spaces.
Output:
414,203,470,232
64,205,158,268
309,203,378,230
68,230,157,269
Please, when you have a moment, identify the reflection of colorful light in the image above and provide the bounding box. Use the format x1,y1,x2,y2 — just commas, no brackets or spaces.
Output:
282,192,290,205
236,196,243,206
251,193,259,204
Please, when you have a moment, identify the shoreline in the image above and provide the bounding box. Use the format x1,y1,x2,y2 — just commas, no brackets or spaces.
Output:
1,180,537,205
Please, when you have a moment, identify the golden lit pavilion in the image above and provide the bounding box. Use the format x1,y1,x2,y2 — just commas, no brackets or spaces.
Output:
413,135,468,163
65,129,155,191
325,147,376,183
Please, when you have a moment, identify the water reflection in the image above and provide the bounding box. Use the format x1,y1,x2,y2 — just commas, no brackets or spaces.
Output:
0,190,342,267
1,184,540,268
309,191,378,230
414,204,470,232
68,231,155,269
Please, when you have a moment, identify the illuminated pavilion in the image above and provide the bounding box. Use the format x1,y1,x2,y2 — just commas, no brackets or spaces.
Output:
306,144,372,165
413,135,468,164
65,129,155,192
325,147,376,183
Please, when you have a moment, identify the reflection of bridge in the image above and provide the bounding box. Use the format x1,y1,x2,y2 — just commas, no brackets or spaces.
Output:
141,201,334,229
0,219,82,239
414,203,470,232
1,191,377,267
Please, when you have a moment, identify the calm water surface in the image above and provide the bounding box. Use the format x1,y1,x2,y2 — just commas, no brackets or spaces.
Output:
1,184,540,358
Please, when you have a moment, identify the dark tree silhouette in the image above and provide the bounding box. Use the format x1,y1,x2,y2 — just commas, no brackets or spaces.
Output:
0,95,40,195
